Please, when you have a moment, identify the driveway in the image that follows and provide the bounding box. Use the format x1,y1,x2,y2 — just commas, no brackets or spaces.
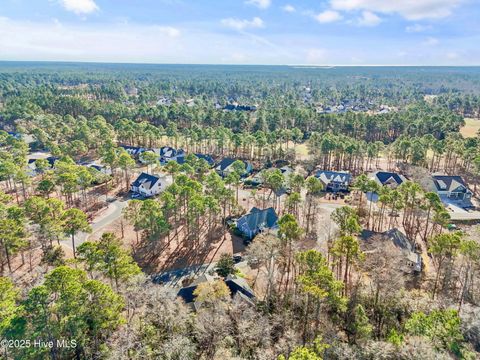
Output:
61,198,129,251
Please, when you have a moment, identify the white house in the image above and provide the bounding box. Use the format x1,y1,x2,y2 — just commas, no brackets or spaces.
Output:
87,163,112,176
432,175,473,201
215,158,253,178
130,172,173,197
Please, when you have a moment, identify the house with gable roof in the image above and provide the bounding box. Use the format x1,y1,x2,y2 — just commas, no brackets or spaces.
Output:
315,170,352,192
360,228,422,274
215,158,253,178
370,171,407,188
431,175,473,201
130,172,172,197
176,274,255,310
235,207,278,241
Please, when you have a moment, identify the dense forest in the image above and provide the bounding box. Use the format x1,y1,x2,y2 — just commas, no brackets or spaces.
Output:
1,63,480,360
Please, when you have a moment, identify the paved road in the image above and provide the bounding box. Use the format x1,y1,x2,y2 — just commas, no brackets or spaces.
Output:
61,198,129,251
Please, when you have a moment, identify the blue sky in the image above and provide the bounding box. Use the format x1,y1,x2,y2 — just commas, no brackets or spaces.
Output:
0,0,479,65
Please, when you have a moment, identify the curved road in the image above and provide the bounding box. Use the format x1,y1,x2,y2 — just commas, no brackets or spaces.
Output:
61,198,129,251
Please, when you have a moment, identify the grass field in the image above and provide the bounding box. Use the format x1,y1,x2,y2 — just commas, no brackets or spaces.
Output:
460,118,480,138
295,143,310,160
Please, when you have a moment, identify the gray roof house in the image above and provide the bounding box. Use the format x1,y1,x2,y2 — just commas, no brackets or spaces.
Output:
315,170,352,192
431,175,473,201
360,228,422,274
235,207,278,241
215,158,253,178
176,274,255,310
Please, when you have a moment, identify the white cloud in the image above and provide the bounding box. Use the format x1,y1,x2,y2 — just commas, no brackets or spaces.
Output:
222,52,249,63
0,16,300,65
357,11,381,26
245,0,271,9
406,24,433,33
330,0,464,20
446,51,459,59
282,4,296,12
221,17,265,31
315,10,343,23
0,15,477,65
152,26,181,38
60,0,99,14
423,36,439,45
306,48,329,64
0,17,186,62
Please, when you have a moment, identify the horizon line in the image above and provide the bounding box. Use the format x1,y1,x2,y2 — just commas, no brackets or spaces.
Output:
0,60,479,68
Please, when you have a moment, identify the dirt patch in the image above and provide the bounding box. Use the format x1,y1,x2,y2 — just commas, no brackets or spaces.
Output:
460,118,480,138
87,214,246,274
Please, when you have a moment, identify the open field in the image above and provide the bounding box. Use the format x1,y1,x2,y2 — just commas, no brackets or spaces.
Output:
460,118,480,138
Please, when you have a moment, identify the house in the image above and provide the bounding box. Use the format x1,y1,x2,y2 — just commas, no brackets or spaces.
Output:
87,163,112,176
370,171,406,188
3,131,34,144
159,146,177,158
157,147,185,164
138,149,158,164
280,165,293,177
195,154,215,166
360,228,422,274
223,104,257,112
7,131,22,140
431,175,473,201
235,207,278,241
130,172,172,197
215,158,253,178
27,156,58,175
125,86,138,97
247,165,292,188
177,274,255,310
275,166,294,195
156,96,172,106
120,145,147,158
316,170,352,192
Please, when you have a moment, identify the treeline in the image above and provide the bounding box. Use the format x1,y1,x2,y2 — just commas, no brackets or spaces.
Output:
3,92,465,143
434,93,480,118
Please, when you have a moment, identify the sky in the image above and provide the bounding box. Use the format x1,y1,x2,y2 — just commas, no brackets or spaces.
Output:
0,0,479,65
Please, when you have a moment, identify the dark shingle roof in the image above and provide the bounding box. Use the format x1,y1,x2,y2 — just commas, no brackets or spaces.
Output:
131,172,160,189
360,228,421,273
361,228,414,251
217,158,236,171
375,171,404,186
383,228,415,252
225,276,255,299
120,145,145,156
89,164,104,172
176,276,255,304
176,285,197,303
432,175,469,193
195,154,215,166
159,146,176,157
236,207,278,236
46,157,59,167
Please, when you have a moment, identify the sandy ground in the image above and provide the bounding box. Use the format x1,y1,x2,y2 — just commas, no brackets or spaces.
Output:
460,118,480,138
